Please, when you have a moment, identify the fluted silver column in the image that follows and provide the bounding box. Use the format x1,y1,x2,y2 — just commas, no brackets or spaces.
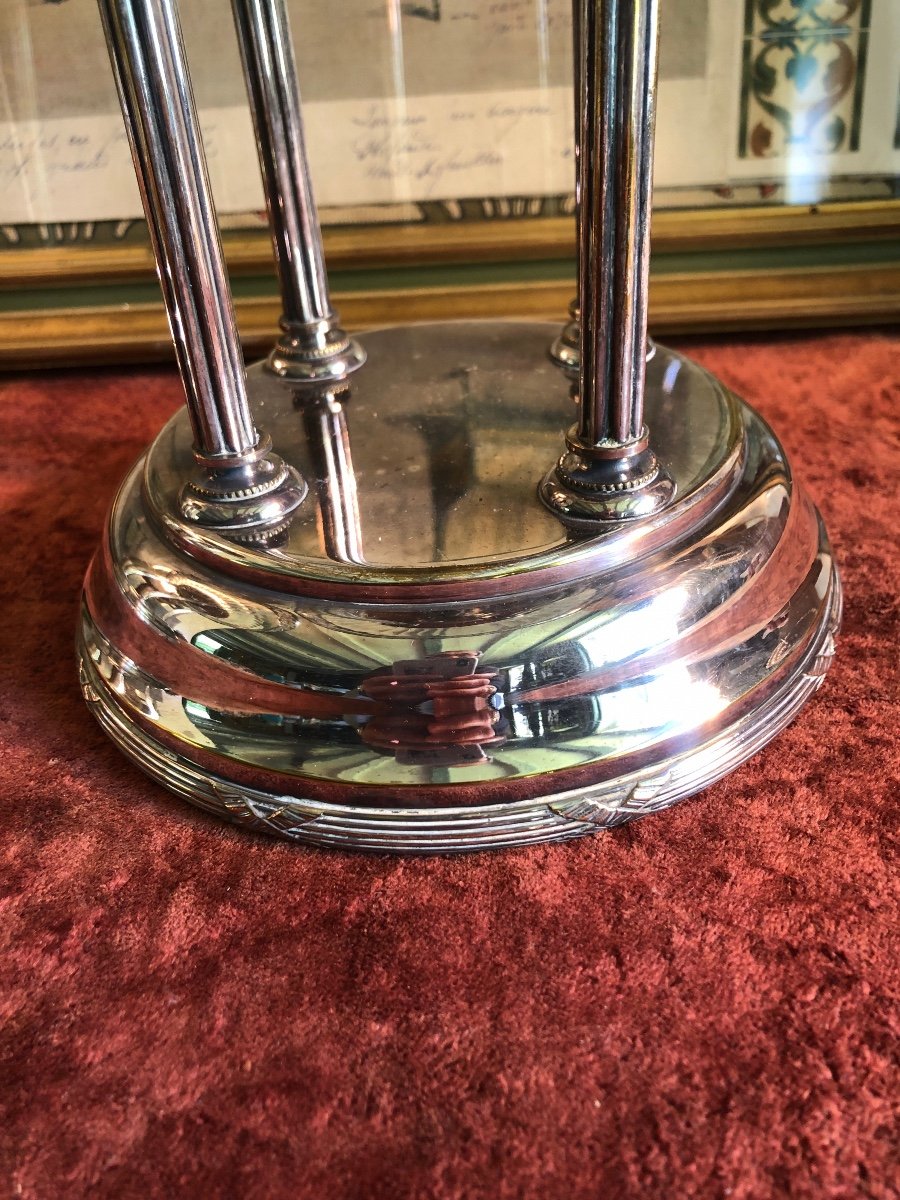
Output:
97,0,306,534
540,0,674,527
231,0,365,382
578,0,655,445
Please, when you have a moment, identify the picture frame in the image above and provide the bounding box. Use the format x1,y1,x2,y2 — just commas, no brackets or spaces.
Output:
2,198,898,368
1,0,898,366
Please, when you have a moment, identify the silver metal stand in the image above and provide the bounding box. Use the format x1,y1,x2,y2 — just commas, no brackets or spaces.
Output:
97,0,305,537
231,0,365,381
78,0,840,854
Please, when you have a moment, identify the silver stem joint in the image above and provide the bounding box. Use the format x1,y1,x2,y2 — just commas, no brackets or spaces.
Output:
231,0,365,383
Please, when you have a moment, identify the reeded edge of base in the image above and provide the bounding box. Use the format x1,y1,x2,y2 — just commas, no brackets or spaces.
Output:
77,570,840,855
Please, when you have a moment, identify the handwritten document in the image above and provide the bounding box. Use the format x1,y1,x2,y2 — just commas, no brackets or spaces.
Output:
3,0,845,226
0,88,579,225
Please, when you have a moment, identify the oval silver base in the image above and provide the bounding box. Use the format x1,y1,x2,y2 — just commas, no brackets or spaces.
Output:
78,321,840,853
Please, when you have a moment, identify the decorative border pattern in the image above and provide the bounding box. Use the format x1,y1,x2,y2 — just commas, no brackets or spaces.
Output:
739,0,872,158
5,177,900,254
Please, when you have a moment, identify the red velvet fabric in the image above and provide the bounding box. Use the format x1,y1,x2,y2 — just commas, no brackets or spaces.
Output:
1,332,897,1199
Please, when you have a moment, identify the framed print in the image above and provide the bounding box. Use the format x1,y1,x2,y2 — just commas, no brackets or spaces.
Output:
1,0,898,366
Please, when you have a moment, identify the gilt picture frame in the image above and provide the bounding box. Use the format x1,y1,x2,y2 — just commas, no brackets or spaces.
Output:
1,0,897,366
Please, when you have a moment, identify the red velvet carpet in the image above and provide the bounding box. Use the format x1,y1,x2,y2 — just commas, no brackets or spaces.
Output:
1,332,898,1199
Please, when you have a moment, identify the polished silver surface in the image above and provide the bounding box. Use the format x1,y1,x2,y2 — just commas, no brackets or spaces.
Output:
97,0,305,534
300,386,365,566
550,300,581,375
79,322,840,854
141,324,741,594
542,0,670,524
577,0,658,443
231,0,365,382
83,1,839,855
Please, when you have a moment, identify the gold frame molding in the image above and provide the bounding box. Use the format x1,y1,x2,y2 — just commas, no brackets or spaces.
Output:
2,200,898,285
3,263,898,369
2,200,898,366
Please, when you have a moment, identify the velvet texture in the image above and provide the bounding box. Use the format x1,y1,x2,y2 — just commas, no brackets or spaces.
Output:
1,332,897,1199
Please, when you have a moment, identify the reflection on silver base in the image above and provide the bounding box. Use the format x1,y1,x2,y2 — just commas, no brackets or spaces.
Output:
78,321,840,854
549,303,580,373
80,601,838,852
